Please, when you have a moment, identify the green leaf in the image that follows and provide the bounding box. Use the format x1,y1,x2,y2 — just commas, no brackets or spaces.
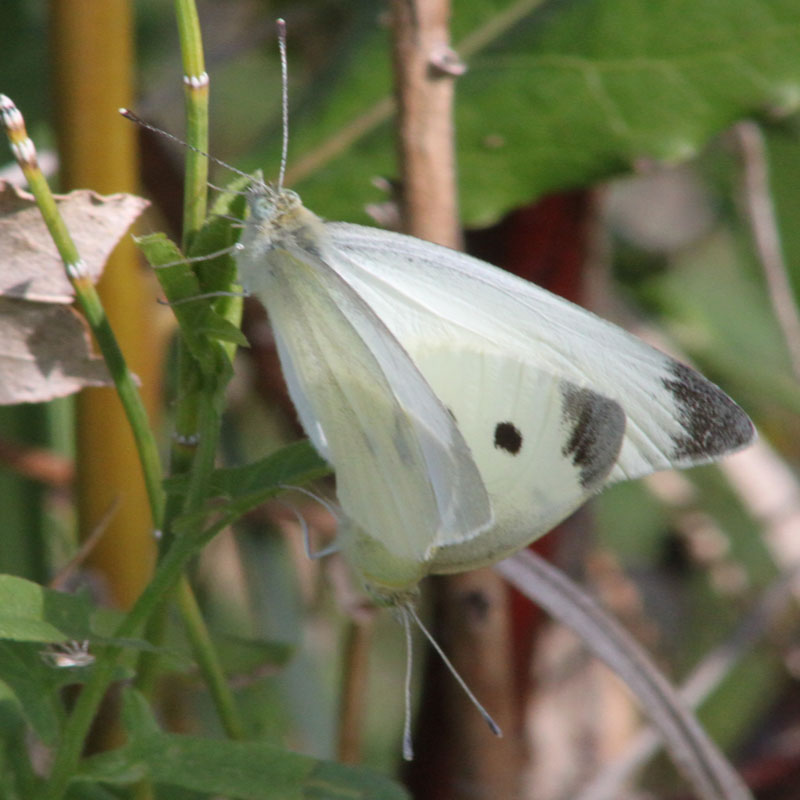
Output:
168,440,330,533
167,440,331,533
189,172,251,295
135,233,247,374
274,0,800,225
75,690,409,800
0,577,156,743
0,643,65,745
204,440,330,500
0,575,152,649
0,575,94,643
0,698,40,799
64,783,122,800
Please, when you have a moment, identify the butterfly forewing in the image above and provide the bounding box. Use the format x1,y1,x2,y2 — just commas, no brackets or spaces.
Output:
322,221,755,483
235,193,493,588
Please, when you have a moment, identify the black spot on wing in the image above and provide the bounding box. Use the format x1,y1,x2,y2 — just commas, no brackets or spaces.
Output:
561,383,626,489
494,422,522,454
663,362,755,460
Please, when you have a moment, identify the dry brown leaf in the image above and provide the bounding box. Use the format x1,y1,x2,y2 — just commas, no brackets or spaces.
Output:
0,298,111,403
0,181,149,302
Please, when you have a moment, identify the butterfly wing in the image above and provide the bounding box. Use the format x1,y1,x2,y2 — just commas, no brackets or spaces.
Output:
238,236,493,587
322,222,754,570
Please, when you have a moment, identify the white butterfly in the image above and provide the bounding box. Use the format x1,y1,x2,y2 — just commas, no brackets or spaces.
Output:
234,180,755,602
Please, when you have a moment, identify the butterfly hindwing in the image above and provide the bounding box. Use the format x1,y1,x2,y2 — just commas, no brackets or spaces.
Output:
404,347,626,570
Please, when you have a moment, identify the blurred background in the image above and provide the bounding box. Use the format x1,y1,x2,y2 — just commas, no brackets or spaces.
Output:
2,0,800,797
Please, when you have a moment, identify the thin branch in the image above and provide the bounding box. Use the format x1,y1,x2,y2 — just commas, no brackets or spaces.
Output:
50,497,121,590
736,120,800,380
574,563,800,800
391,0,461,246
496,550,753,800
284,0,547,188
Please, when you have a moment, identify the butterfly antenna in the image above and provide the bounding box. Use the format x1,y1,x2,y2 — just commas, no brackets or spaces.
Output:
119,108,256,185
276,18,290,192
160,289,247,307
401,608,415,760
406,604,502,738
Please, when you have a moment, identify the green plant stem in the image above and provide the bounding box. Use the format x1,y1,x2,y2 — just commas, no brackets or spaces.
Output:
131,0,247,744
12,138,165,534
184,380,226,507
174,0,209,243
133,603,170,696
177,576,247,739
41,514,232,800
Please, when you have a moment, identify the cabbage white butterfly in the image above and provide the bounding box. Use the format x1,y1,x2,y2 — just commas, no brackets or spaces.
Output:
233,28,755,607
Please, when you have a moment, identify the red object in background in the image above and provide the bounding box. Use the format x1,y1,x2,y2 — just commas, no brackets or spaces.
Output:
466,190,592,304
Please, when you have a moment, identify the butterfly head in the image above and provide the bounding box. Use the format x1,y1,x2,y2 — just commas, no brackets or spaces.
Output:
245,173,301,222
239,175,321,249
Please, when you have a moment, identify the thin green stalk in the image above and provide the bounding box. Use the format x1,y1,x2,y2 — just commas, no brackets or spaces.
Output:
175,0,209,243
172,0,229,518
156,0,212,550
183,380,225,507
0,95,165,534
177,576,247,739
132,601,170,696
133,0,246,740
6,41,243,790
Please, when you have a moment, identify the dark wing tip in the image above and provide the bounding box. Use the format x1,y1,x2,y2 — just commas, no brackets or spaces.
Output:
560,383,627,489
663,362,755,461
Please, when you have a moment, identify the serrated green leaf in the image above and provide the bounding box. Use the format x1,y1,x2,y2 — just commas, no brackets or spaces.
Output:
194,314,249,346
165,439,329,498
189,175,251,359
190,173,250,294
75,690,409,800
135,232,246,374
